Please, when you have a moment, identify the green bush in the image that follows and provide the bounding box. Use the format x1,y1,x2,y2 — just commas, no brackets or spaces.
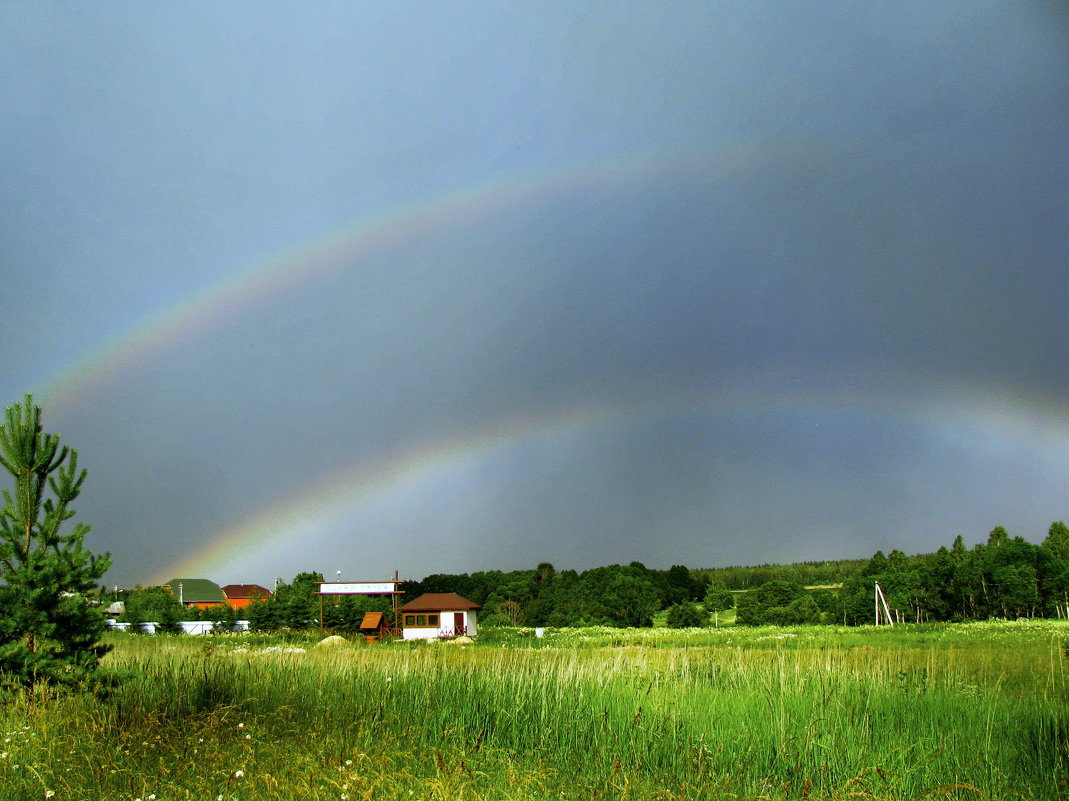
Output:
665,601,708,628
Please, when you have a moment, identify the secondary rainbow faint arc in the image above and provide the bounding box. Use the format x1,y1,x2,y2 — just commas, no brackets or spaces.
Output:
38,144,774,416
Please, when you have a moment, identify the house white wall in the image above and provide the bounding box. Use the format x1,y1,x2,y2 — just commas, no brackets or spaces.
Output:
401,609,478,640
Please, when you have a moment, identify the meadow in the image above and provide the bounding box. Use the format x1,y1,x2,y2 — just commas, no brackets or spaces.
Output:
0,621,1065,801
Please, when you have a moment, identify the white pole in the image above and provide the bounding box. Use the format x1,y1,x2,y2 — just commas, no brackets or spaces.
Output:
875,581,894,627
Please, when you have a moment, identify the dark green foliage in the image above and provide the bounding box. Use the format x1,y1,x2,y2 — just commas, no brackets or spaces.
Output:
407,524,1069,629
832,526,1069,624
695,559,867,590
665,600,708,628
206,602,239,632
703,577,734,613
122,586,184,633
662,564,702,604
599,571,659,626
0,395,112,690
1043,521,1069,562
735,580,816,625
246,571,321,630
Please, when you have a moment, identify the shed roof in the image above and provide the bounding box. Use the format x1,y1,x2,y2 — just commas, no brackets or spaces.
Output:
399,592,480,612
162,578,225,603
359,611,386,629
220,584,273,599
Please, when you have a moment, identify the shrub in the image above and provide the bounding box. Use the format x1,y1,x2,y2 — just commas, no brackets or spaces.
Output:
665,601,708,628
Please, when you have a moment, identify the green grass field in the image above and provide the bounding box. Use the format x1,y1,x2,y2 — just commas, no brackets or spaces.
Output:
0,621,1065,800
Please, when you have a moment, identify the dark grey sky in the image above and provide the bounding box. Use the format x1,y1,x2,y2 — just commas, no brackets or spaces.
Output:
3,3,1068,588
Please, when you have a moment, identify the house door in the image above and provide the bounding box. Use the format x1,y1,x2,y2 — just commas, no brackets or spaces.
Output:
454,612,465,636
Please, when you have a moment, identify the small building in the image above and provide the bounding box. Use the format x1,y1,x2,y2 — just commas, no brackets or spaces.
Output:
220,584,273,610
398,593,480,640
358,611,391,640
162,578,226,611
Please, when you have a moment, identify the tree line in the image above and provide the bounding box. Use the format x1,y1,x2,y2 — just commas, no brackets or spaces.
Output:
116,521,1069,631
403,523,1069,627
832,524,1069,624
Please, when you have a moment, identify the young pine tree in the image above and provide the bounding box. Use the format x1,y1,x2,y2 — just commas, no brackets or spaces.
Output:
0,395,112,691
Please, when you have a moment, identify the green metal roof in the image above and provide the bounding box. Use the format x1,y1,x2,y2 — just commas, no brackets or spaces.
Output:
162,578,225,604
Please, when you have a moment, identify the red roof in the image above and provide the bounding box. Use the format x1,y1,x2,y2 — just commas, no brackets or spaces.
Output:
220,584,273,599
399,592,480,612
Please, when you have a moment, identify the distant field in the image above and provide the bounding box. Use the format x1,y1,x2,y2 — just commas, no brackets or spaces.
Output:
0,621,1065,800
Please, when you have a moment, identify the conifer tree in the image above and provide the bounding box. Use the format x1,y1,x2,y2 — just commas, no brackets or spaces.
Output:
0,395,112,691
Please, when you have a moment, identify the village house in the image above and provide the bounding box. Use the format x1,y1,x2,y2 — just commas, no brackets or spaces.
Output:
220,584,273,610
162,578,226,611
397,592,480,640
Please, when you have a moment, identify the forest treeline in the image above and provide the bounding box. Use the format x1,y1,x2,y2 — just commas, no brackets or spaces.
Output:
118,522,1069,630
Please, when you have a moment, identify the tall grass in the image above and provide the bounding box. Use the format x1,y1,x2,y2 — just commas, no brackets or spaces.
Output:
0,621,1065,800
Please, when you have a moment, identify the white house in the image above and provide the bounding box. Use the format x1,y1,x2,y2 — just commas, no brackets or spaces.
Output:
398,592,480,640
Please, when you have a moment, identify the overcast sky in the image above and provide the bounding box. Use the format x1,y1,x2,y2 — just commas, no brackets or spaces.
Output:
3,2,1069,589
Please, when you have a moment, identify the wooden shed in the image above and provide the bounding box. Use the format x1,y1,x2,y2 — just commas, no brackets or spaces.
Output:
398,593,480,640
358,611,391,640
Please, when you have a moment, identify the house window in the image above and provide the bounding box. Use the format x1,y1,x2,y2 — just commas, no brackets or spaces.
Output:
403,613,440,627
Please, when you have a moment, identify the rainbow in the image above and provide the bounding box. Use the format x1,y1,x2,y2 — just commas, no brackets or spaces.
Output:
37,143,781,416
153,369,1069,584
24,142,798,581
33,141,1069,584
